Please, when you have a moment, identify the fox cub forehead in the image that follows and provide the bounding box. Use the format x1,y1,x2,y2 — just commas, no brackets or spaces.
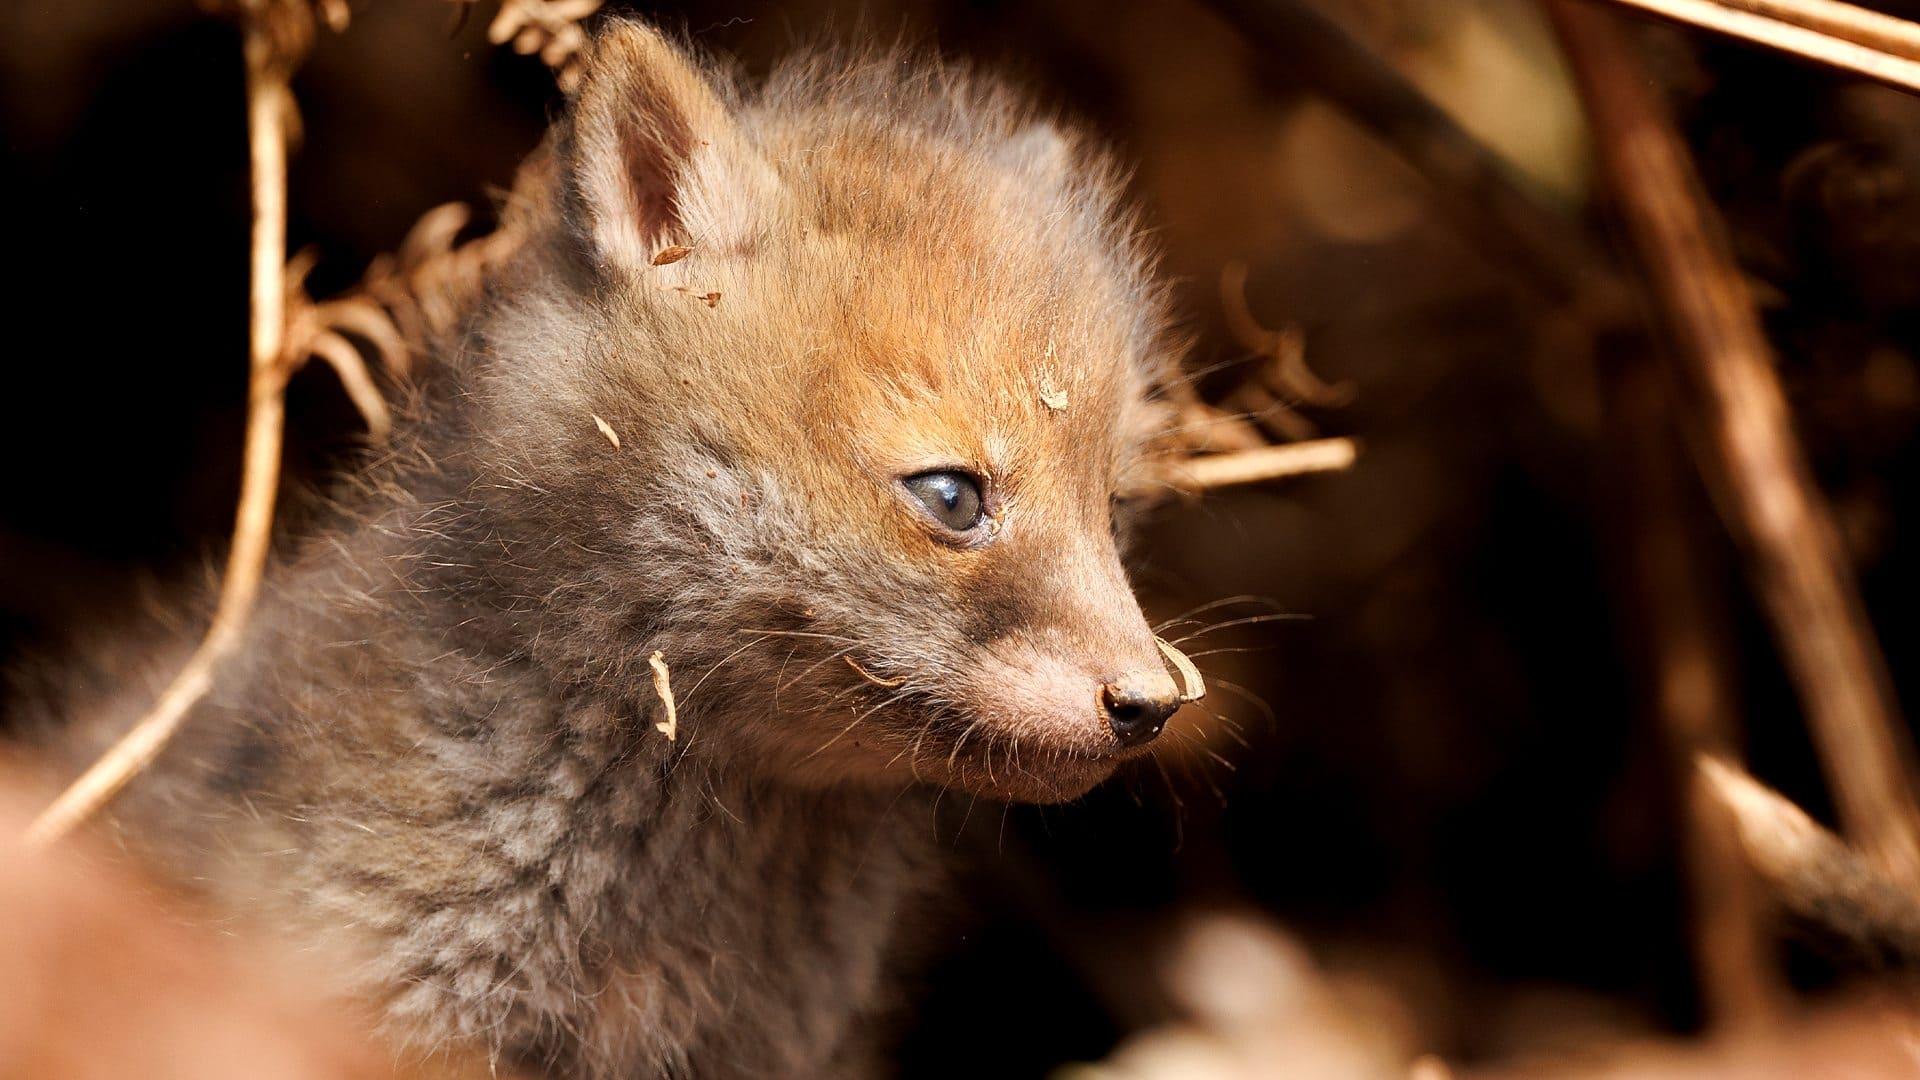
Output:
529,22,1173,492
767,152,1155,483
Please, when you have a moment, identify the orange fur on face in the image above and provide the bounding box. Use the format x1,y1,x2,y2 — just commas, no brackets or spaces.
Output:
472,20,1186,800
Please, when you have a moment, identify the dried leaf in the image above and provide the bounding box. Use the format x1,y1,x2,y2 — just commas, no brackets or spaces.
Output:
591,413,620,450
649,650,677,741
651,245,693,266
657,286,722,308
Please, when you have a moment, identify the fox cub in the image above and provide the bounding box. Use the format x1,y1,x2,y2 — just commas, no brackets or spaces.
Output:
31,18,1194,1078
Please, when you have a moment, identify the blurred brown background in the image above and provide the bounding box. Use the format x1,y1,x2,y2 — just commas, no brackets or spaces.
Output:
5,0,1920,1074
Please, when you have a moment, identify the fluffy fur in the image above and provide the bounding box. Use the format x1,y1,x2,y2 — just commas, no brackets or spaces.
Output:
25,21,1186,1077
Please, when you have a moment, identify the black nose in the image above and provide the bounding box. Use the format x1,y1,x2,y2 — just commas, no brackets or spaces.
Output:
1100,682,1179,747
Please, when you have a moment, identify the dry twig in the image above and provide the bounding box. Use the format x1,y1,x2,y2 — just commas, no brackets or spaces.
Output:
27,0,323,846
1170,438,1359,491
1553,1,1920,887
1601,351,1782,1026
1698,757,1920,967
1718,0,1920,60
282,251,394,438
27,3,537,845
1592,0,1920,97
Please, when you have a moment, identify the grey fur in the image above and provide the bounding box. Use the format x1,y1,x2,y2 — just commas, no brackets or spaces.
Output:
21,21,1182,1078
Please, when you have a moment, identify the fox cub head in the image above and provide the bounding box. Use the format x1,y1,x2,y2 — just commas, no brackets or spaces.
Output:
466,21,1196,802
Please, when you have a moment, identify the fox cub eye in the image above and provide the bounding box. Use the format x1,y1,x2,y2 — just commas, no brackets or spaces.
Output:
903,471,985,532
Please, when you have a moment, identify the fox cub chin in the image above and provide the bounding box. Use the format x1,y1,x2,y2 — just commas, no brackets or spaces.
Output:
29,17,1196,1078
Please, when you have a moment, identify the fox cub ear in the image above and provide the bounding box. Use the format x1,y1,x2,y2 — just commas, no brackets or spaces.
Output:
564,20,782,271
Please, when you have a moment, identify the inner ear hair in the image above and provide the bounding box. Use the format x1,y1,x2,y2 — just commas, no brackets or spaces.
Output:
565,20,736,269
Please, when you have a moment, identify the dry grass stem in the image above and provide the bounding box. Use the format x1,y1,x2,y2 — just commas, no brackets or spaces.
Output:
1594,0,1920,96
28,3,540,845
1171,437,1358,491
1167,399,1279,455
27,3,318,846
1555,1,1920,887
1718,0,1920,59
309,0,349,33
649,650,678,741
1208,264,1358,445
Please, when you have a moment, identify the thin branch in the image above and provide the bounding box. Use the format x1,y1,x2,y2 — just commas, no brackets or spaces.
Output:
1169,438,1358,491
1553,1,1920,887
1698,757,1920,967
24,0,576,844
27,6,302,846
1601,351,1782,1026
1592,0,1920,96
1719,0,1920,61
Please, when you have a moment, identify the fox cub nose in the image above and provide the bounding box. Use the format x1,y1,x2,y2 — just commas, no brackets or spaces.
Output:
1100,682,1180,747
